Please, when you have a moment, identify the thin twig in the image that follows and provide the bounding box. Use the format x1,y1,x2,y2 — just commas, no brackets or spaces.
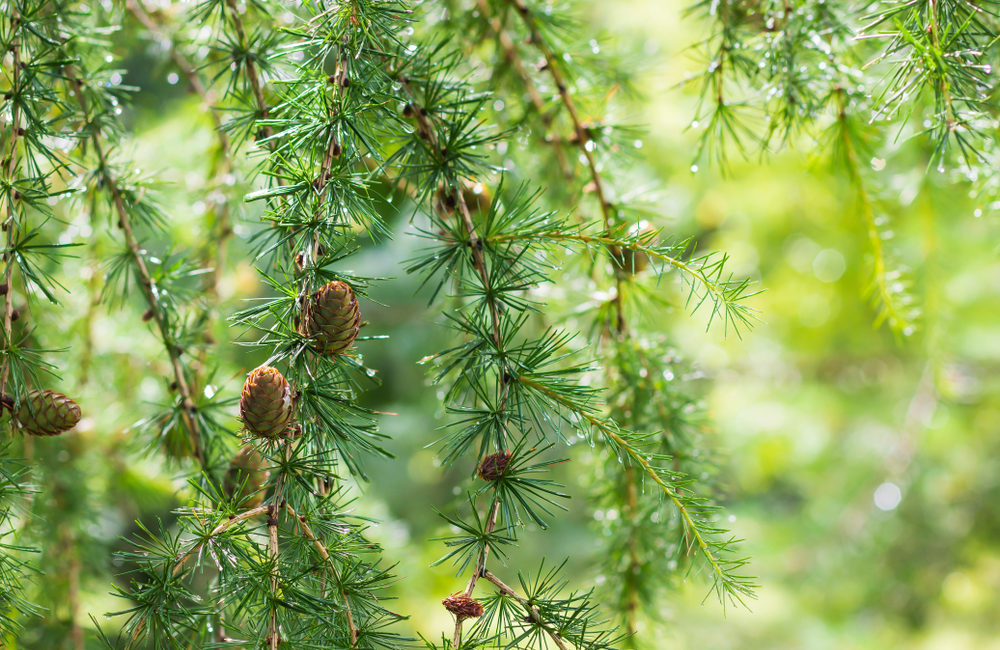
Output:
482,569,569,650
285,503,358,647
475,0,571,178
1,9,23,400
224,0,272,138
507,0,626,333
267,504,280,650
67,70,205,465
129,504,270,644
171,504,271,577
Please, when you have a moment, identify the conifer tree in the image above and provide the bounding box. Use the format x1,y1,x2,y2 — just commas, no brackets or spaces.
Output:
1,0,997,648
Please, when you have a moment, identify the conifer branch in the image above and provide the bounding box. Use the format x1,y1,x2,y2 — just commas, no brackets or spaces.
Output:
124,0,235,299
499,7,665,632
125,503,271,644
507,0,613,230
832,89,915,335
223,0,271,138
66,70,205,465
396,76,513,649
285,502,358,647
169,504,271,577
0,6,24,399
518,375,757,608
481,569,570,650
489,229,758,334
475,0,572,179
504,0,630,336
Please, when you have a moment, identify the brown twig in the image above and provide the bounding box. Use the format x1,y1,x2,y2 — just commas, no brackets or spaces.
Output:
171,504,271,577
475,0,571,179
1,10,23,400
128,506,270,649
507,0,627,335
224,0,272,139
397,80,511,649
67,70,205,465
124,0,234,300
267,504,280,650
285,503,359,647
482,569,569,650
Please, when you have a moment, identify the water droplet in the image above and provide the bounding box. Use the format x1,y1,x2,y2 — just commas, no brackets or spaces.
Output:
873,481,902,510
690,164,699,173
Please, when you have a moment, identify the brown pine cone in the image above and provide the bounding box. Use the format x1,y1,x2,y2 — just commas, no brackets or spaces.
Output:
11,390,82,436
240,366,294,439
303,280,361,356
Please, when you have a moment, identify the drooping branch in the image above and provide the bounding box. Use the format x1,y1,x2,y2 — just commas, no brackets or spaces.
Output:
474,0,571,179
125,0,234,300
223,0,272,138
397,76,513,650
518,375,756,607
832,88,914,335
67,70,205,465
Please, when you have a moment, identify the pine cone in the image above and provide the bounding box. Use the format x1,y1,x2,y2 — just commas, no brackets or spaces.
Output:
240,366,294,439
442,594,484,620
224,445,271,509
477,450,513,481
13,390,82,436
304,280,361,356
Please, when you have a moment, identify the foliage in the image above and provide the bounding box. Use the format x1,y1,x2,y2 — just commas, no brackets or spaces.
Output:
0,0,998,648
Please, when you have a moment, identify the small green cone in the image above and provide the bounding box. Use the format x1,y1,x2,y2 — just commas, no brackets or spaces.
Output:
14,390,82,436
224,445,271,509
240,366,294,439
304,280,361,356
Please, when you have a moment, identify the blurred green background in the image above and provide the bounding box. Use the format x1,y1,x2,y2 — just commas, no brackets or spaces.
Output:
10,0,1000,647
